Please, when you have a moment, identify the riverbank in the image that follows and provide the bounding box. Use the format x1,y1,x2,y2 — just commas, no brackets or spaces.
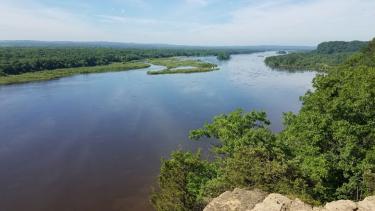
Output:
0,62,150,85
264,52,350,72
264,41,367,72
0,57,220,85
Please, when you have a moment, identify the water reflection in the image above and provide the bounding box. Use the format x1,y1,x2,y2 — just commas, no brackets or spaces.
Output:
0,52,315,211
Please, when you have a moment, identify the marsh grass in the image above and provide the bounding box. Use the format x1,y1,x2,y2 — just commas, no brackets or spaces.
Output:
0,62,150,85
0,57,219,84
146,57,218,75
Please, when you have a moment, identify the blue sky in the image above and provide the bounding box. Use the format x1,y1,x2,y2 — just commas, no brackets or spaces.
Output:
1,0,375,45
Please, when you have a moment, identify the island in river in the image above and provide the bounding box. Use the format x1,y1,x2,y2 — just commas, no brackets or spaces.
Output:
0,57,219,85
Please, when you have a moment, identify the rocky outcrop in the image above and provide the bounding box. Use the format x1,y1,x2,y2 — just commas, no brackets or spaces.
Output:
204,188,268,211
204,189,375,211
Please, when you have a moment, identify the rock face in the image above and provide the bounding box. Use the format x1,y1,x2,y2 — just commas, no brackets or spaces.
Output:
358,196,375,211
204,188,267,211
204,188,375,211
251,193,293,211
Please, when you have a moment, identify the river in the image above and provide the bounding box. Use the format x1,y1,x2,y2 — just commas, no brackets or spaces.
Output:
0,52,315,211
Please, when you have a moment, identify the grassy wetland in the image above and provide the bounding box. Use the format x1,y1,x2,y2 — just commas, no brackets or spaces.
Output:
0,47,238,85
0,56,221,85
146,57,219,75
0,62,150,85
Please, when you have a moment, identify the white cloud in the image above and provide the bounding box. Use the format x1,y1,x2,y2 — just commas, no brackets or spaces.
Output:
0,0,374,45
0,1,106,41
178,0,375,45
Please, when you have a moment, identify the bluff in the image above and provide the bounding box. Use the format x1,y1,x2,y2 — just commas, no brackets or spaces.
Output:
204,188,375,211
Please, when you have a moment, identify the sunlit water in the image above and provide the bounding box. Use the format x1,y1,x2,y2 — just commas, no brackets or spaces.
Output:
0,52,315,211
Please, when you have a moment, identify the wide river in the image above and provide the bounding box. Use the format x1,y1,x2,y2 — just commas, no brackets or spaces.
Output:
0,52,315,211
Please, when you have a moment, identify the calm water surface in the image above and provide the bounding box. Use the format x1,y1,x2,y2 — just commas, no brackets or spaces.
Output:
0,52,315,211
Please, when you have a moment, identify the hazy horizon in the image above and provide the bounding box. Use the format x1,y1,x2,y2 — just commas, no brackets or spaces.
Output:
0,39,320,47
1,0,375,46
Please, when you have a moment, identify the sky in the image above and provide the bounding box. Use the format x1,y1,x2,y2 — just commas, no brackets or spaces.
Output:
0,0,375,46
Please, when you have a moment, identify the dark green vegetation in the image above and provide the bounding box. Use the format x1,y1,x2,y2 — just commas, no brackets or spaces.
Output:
0,41,315,84
316,41,368,54
0,47,260,76
265,40,368,71
147,58,218,75
151,39,375,210
216,52,231,60
0,46,262,84
346,39,375,68
0,48,213,75
0,62,150,85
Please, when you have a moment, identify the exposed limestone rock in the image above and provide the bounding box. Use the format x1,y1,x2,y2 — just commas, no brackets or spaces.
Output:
324,200,357,211
358,196,375,211
252,193,292,211
203,188,267,211
312,208,327,211
290,198,313,211
204,188,375,211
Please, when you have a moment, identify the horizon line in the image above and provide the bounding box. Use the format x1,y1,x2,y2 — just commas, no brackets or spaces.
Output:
0,39,324,48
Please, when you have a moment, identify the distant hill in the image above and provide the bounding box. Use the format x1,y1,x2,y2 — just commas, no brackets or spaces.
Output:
264,40,370,71
316,41,368,54
346,38,375,67
0,40,314,51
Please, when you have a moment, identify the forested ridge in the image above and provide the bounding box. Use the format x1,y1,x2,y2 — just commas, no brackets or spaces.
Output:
151,38,375,210
0,47,259,76
265,40,368,71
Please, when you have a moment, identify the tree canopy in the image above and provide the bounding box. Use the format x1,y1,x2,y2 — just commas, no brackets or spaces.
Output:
151,38,375,210
265,40,368,71
316,41,368,54
0,47,257,76
216,52,231,60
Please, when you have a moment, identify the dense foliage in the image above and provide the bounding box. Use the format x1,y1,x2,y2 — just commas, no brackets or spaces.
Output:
216,52,231,60
0,47,258,76
346,39,375,68
265,52,352,71
316,41,368,54
150,151,216,211
265,40,368,71
151,39,375,210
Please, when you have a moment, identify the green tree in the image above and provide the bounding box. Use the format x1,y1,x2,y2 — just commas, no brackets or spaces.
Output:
216,52,231,60
280,40,375,201
152,38,375,210
151,151,216,211
265,40,369,71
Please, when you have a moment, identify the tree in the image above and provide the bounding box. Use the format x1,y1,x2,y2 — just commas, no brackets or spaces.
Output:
216,52,231,60
151,151,216,211
152,38,375,210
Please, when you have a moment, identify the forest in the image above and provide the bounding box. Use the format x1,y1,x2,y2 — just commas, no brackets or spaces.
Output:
0,47,259,76
151,38,375,210
265,40,368,71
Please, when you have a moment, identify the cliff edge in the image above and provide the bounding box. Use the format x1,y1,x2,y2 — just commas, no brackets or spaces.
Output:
204,188,375,211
